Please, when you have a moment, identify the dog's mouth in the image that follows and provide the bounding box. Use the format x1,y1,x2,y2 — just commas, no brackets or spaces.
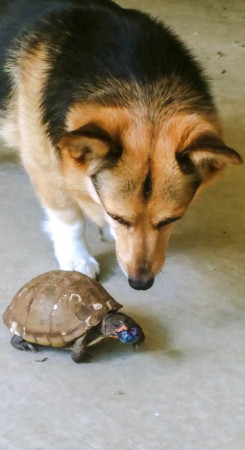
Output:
128,277,155,290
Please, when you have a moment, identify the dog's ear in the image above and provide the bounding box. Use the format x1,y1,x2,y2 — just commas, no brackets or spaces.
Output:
176,134,242,182
57,134,109,173
57,124,122,174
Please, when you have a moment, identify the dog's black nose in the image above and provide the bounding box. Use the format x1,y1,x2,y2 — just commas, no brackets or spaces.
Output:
128,278,154,290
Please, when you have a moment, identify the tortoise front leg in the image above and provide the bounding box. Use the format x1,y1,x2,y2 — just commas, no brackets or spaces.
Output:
71,333,91,363
71,327,104,363
11,335,37,352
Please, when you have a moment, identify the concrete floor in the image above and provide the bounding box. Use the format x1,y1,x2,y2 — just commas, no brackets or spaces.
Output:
0,1,244,449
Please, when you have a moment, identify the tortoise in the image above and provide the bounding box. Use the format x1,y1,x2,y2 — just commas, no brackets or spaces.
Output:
3,270,145,363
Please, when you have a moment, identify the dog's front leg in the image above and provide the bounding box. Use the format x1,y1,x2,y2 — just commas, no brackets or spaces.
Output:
20,154,100,278
44,207,100,278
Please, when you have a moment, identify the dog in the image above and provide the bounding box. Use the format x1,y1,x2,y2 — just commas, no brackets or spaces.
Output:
0,0,242,290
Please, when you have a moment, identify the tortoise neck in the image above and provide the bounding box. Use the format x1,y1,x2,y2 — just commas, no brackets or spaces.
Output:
100,313,114,336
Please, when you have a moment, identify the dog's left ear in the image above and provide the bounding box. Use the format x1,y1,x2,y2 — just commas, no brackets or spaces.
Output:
176,134,243,181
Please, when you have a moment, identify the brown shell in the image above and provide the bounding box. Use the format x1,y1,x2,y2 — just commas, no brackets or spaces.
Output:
3,270,122,347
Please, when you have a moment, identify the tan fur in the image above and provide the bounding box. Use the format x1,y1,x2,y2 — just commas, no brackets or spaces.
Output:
58,103,239,279
2,45,86,225
1,46,242,281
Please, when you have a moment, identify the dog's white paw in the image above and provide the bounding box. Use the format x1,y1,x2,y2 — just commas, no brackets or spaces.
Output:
44,211,100,279
73,256,100,279
60,256,100,279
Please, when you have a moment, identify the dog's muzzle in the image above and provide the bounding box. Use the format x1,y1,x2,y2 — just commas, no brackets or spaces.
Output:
128,278,154,290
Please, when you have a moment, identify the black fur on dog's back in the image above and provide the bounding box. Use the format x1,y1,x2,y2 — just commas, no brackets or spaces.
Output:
0,0,215,144
0,0,120,104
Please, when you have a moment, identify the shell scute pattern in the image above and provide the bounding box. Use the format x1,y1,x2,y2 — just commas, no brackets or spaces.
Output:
3,271,122,347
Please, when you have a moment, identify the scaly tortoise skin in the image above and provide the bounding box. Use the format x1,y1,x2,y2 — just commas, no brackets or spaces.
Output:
3,270,144,362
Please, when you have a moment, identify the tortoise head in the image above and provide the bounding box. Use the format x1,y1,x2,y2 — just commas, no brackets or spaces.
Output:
101,312,145,346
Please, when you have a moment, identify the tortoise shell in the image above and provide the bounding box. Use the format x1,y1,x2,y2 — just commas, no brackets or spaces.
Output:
3,270,122,347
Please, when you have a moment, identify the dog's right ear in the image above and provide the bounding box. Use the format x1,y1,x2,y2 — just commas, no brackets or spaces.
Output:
176,133,243,182
57,124,122,174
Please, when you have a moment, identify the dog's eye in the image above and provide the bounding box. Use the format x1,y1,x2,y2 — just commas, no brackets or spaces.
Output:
110,215,131,227
155,216,181,230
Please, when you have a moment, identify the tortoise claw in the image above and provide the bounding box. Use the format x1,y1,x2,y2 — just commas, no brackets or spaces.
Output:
71,351,92,363
22,342,37,352
82,352,92,363
11,335,37,352
133,341,143,350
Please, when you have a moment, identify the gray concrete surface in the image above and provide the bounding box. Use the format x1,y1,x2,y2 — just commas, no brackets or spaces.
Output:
0,1,244,449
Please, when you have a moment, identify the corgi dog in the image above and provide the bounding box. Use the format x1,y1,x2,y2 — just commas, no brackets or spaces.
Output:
0,0,242,290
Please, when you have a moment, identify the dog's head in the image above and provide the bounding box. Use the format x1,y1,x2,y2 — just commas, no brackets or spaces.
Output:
57,103,242,290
